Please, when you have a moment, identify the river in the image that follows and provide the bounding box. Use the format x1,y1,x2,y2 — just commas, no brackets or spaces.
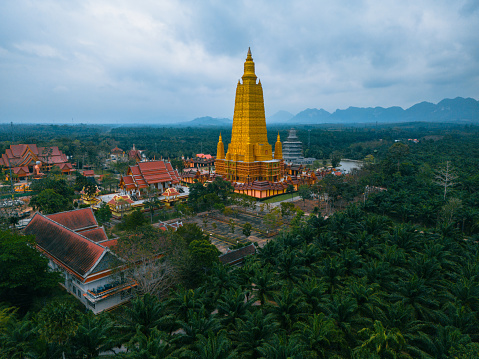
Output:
338,159,363,173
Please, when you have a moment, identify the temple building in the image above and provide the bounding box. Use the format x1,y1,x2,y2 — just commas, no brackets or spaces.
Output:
110,146,126,162
215,49,284,183
0,144,73,180
184,154,215,169
283,128,315,165
283,129,303,162
24,208,133,314
128,144,144,162
120,160,181,198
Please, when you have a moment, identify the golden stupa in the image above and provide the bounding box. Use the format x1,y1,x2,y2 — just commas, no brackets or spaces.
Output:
215,48,283,183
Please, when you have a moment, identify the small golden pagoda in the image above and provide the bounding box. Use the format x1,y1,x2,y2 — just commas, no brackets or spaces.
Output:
215,48,284,183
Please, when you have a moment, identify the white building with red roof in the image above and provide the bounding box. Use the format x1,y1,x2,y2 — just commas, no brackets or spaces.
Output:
24,208,133,314
120,160,181,197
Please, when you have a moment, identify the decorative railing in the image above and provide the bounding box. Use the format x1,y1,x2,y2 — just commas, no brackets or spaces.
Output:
85,281,136,302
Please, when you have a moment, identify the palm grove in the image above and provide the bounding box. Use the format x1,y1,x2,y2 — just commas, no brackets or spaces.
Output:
1,123,479,358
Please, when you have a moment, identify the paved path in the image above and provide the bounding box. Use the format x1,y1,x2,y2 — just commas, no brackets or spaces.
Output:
254,195,302,208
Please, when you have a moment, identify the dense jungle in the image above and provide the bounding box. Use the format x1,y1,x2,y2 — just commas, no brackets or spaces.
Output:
1,122,479,358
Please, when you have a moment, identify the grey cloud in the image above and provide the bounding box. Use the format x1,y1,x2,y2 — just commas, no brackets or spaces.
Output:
0,0,478,123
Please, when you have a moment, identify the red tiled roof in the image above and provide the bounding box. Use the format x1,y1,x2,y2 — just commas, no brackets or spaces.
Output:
24,214,105,277
46,208,98,232
162,187,180,197
1,144,69,168
81,227,108,243
121,161,180,192
111,146,123,153
83,170,95,177
101,239,118,247
139,161,165,171
196,154,213,159
56,162,73,170
107,195,134,206
122,176,134,185
13,166,30,175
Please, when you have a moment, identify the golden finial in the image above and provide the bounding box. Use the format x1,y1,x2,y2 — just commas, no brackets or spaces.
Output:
277,132,281,141
246,47,253,61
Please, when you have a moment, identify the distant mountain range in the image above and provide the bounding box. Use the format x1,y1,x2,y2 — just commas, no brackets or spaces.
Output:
180,97,478,127
178,116,232,127
274,97,479,124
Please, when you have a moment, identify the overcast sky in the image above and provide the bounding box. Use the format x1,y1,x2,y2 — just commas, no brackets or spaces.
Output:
1,0,478,124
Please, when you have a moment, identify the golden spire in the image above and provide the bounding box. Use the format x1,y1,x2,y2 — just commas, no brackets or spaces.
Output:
226,48,272,162
275,131,283,160
216,132,225,160
242,47,257,83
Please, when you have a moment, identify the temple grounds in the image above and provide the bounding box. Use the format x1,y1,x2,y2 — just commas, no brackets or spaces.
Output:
183,207,289,253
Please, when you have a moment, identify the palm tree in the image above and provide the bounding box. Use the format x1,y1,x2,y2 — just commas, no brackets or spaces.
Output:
314,232,341,256
297,278,328,314
257,240,282,266
359,214,392,238
0,318,39,359
320,255,345,294
387,224,421,254
391,275,440,323
349,230,379,260
275,249,308,288
293,313,344,359
232,310,279,359
448,277,479,313
123,327,177,359
340,248,364,277
166,287,204,323
377,301,429,357
362,259,395,292
355,320,412,359
217,288,253,329
325,294,363,345
421,325,470,359
36,300,81,355
250,265,279,306
72,313,115,359
117,294,174,343
347,279,386,320
173,308,220,349
407,254,443,290
269,288,309,334
443,302,479,342
186,330,237,359
327,211,358,242
422,242,456,279
205,263,240,304
256,333,306,359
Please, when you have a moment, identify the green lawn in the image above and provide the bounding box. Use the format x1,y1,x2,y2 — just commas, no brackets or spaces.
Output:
262,193,295,203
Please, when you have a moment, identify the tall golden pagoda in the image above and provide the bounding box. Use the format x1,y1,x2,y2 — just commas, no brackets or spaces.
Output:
215,48,284,183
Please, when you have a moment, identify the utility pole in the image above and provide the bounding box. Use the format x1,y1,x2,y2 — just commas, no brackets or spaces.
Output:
8,123,14,196
7,157,14,195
